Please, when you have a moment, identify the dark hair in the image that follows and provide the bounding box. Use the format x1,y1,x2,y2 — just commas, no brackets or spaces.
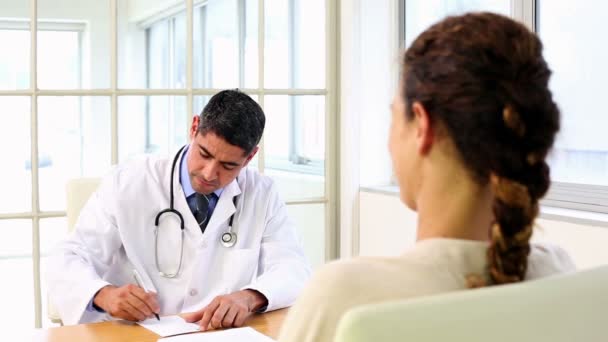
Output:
402,12,560,286
198,89,266,155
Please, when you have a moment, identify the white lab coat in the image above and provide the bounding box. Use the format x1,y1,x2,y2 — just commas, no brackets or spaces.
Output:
47,150,311,325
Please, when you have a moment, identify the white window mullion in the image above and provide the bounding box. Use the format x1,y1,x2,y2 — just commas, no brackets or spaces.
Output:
325,0,337,261
187,0,194,136
511,0,536,31
287,0,297,164
237,0,246,88
0,88,327,96
168,18,176,151
110,0,118,165
30,0,43,329
257,0,265,174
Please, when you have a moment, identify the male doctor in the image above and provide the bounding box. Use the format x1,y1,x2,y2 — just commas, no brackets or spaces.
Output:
47,90,311,329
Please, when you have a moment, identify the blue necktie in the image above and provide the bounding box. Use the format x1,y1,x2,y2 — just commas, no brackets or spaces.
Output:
193,193,217,233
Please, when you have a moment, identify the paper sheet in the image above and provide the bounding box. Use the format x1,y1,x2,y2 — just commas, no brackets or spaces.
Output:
137,315,201,337
157,327,276,341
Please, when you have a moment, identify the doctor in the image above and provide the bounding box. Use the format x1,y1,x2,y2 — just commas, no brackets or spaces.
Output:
47,89,311,328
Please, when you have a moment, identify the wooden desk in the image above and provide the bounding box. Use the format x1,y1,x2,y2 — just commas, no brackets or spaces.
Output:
29,309,287,341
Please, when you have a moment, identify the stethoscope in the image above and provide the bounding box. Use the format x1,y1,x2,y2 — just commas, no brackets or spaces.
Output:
154,145,239,278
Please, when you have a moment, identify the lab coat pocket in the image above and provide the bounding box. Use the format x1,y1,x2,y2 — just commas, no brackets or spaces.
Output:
221,248,259,292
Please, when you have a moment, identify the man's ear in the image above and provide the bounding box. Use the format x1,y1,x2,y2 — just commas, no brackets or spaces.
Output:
412,102,434,155
243,146,259,167
190,115,200,140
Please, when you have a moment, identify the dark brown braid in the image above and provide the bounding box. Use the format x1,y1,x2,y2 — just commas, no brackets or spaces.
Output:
402,12,560,286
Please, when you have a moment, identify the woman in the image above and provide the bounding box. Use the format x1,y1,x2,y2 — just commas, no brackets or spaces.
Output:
279,12,575,342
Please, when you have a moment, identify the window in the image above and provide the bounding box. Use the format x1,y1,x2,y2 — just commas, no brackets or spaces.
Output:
146,0,325,175
402,0,511,47
0,0,335,329
0,19,99,330
537,0,608,214
398,0,608,215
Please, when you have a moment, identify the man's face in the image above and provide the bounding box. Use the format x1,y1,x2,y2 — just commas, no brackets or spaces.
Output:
187,117,257,194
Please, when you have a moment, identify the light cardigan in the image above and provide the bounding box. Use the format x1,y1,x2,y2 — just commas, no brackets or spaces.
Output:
278,238,576,342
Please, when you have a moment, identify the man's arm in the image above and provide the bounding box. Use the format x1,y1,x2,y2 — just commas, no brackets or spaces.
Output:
184,181,311,329
45,173,148,324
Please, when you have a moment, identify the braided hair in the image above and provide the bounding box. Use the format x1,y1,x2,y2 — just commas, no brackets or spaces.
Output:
402,12,560,285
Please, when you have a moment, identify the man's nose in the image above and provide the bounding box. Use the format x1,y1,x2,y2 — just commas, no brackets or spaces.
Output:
201,161,219,181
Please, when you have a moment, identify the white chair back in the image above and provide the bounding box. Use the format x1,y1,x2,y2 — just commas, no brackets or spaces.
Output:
334,266,608,342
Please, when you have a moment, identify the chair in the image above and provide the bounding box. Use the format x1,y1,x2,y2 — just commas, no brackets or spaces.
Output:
47,178,101,325
334,265,608,342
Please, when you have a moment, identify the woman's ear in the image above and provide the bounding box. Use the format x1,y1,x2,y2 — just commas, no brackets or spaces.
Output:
411,102,434,155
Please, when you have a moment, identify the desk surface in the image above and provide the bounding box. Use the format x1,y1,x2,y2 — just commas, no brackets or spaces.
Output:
29,309,287,341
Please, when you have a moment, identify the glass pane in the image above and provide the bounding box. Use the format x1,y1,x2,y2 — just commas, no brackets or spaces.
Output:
118,0,186,89
0,97,31,213
244,0,259,88
174,12,187,88
0,219,31,258
286,203,325,269
40,218,67,328
264,95,325,200
193,0,258,89
539,1,608,186
264,0,325,89
147,20,169,88
404,0,511,47
0,1,30,90
38,0,111,89
40,217,67,257
0,26,30,89
0,258,34,329
119,96,188,161
38,97,111,211
0,221,33,329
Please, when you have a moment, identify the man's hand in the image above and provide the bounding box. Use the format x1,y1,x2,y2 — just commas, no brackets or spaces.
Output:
93,284,160,321
183,289,268,331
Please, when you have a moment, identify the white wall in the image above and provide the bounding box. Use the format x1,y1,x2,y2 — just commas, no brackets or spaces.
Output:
357,0,399,187
128,0,181,22
359,190,417,256
359,190,608,270
339,0,400,258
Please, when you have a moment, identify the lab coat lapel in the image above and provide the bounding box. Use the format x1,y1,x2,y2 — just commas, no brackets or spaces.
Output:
163,147,204,245
205,178,242,234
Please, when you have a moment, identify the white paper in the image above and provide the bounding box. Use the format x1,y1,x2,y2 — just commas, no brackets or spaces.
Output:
137,315,201,337
157,327,276,342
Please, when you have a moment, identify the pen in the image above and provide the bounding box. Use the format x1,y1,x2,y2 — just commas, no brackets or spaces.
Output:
133,269,160,321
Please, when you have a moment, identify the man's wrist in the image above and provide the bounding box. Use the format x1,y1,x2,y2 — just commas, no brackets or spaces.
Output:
243,289,268,313
92,285,114,312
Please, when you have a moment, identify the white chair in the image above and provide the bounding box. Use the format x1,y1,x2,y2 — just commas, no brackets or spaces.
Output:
334,265,608,342
47,178,101,325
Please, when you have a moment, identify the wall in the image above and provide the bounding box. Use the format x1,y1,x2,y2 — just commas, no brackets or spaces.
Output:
339,0,400,258
359,190,608,270
128,0,181,23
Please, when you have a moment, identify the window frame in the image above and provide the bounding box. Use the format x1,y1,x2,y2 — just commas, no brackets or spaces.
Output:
398,0,608,217
145,1,324,176
0,17,87,329
0,0,337,328
532,0,608,216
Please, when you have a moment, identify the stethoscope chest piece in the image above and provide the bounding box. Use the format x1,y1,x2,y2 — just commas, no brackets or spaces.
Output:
221,231,237,248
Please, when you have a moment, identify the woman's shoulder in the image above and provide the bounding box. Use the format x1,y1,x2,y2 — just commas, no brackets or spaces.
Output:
526,242,577,279
307,254,441,299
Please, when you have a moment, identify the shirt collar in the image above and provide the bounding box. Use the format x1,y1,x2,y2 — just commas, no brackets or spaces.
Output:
179,146,224,198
